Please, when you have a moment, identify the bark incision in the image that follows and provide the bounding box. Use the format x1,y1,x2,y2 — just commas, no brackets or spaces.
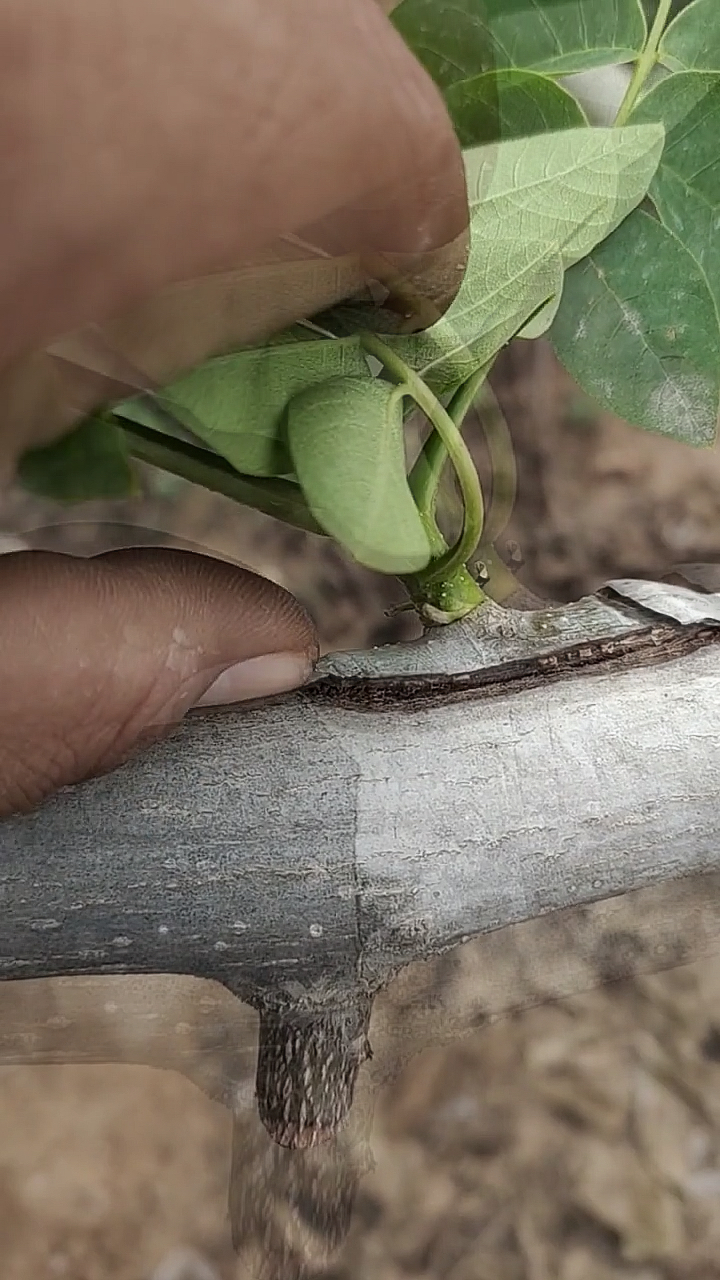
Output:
306,619,720,712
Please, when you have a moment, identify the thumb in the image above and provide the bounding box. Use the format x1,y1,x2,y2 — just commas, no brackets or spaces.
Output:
0,548,318,818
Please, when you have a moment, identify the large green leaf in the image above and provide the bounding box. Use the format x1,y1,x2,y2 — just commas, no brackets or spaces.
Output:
462,124,663,266
287,378,431,574
391,124,664,391
551,210,720,445
660,0,720,71
17,415,138,502
444,68,587,147
392,0,647,88
116,335,371,478
631,71,720,301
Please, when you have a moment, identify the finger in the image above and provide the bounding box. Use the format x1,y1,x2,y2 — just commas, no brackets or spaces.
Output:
1,0,467,368
0,548,318,818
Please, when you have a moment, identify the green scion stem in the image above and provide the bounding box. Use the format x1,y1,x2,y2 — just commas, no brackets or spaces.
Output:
615,0,673,126
407,367,522,605
408,425,449,522
409,361,492,519
360,332,485,584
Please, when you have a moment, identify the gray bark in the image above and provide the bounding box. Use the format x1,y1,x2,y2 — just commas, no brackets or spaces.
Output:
2,579,720,1143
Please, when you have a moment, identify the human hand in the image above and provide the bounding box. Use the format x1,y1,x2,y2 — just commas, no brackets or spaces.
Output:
0,0,466,817
0,0,468,468
0,547,318,818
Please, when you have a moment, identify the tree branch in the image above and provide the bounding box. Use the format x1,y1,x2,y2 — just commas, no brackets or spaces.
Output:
2,579,720,1144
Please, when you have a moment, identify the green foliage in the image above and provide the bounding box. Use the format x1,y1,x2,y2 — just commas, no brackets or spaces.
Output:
551,211,720,443
632,71,720,300
390,125,663,391
551,62,720,441
115,333,369,479
111,125,663,550
122,419,322,534
444,69,587,147
660,0,720,71
391,0,647,86
18,415,137,502
20,0,720,618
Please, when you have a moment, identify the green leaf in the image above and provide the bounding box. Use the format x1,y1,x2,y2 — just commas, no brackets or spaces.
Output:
444,68,587,147
551,209,720,445
390,124,664,391
645,0,691,18
630,71,720,301
390,243,564,392
660,0,720,71
17,415,138,502
463,124,663,267
287,378,431,574
116,336,371,478
116,127,663,488
391,0,647,88
516,270,565,339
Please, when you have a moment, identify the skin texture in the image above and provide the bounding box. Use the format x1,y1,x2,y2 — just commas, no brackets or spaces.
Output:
0,548,318,818
0,0,468,817
0,0,468,463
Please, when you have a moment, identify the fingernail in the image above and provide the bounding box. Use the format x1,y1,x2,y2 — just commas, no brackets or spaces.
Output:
195,652,313,708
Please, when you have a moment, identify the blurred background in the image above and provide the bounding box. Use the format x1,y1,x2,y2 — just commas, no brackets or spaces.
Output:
3,338,720,1278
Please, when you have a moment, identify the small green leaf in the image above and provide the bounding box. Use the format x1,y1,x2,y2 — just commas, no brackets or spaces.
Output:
390,124,664,391
445,68,587,147
660,0,720,71
287,378,431,574
392,0,646,88
116,335,370,478
17,416,138,502
631,71,720,302
551,210,720,445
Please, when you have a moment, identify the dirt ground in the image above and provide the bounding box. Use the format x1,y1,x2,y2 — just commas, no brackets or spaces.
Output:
4,339,720,1278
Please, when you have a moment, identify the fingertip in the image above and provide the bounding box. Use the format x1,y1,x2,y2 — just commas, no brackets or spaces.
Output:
97,546,319,665
194,651,315,708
